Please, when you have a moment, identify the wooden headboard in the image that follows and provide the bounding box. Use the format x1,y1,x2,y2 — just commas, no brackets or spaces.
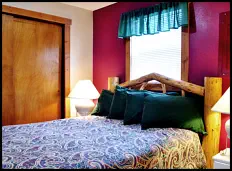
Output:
119,72,222,169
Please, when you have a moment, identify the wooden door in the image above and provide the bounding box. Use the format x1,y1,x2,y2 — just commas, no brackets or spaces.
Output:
2,14,62,125
2,14,15,125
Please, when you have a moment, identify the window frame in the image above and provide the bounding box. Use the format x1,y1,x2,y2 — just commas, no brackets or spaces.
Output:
125,3,190,92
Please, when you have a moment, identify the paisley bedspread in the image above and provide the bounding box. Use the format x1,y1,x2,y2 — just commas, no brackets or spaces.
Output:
2,116,206,169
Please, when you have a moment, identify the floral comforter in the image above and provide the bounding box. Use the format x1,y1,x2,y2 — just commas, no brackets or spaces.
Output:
2,116,206,169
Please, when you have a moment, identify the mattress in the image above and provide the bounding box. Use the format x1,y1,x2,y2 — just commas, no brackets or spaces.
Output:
2,116,206,169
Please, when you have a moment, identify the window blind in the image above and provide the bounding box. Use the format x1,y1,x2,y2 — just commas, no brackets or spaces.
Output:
130,27,182,82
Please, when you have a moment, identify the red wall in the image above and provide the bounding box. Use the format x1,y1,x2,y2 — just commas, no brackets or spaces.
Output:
93,2,230,150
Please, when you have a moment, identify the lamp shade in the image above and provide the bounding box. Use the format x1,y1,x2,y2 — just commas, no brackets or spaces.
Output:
211,87,230,114
68,80,100,99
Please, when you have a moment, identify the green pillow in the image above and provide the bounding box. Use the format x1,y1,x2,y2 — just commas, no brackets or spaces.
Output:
91,90,114,116
123,91,145,125
141,95,207,135
108,85,169,121
107,86,128,120
124,91,165,125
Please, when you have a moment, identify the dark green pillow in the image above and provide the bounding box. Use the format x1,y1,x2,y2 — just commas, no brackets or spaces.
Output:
107,86,128,120
107,85,152,120
108,85,168,121
124,91,165,125
123,91,145,125
141,95,207,135
91,90,114,116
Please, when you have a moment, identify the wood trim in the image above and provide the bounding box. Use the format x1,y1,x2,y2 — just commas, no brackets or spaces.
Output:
181,27,189,81
119,72,205,96
139,82,148,90
181,2,190,82
125,38,130,81
181,90,186,97
2,5,71,118
2,5,72,25
144,83,180,92
161,84,167,94
64,25,71,118
108,77,119,92
202,77,222,169
2,14,15,125
130,82,181,92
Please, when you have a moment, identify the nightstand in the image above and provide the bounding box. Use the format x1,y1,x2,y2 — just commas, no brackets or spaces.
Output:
212,148,230,169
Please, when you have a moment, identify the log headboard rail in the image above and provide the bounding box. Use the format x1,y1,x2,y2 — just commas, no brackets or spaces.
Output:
119,72,222,169
120,72,205,96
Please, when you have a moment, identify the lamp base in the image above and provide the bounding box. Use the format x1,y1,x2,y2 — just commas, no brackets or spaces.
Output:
75,99,95,116
220,119,230,156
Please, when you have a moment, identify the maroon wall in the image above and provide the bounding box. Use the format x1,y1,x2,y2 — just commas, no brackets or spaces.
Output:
93,2,159,91
93,2,230,150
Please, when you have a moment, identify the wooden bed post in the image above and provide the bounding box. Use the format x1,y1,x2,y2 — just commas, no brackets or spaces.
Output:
202,77,222,169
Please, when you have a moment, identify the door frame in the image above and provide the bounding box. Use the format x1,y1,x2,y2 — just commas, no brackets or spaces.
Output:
2,5,71,118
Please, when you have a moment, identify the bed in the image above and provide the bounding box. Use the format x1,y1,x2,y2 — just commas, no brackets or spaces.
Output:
2,116,206,169
2,72,222,169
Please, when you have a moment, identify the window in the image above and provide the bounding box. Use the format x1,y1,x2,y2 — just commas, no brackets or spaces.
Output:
130,27,181,82
126,27,189,86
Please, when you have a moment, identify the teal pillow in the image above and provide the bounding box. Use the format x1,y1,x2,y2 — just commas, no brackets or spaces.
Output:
124,91,165,125
108,85,171,121
141,95,207,135
123,91,145,125
107,86,128,120
91,90,114,116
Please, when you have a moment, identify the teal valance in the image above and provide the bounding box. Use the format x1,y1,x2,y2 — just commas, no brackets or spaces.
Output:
118,2,188,38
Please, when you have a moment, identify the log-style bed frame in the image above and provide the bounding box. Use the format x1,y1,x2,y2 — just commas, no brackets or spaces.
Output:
119,72,222,169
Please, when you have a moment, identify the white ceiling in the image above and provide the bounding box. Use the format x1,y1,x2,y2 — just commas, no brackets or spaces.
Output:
60,2,117,11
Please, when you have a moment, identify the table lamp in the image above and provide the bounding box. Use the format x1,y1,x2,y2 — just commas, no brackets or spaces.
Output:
211,87,230,155
68,80,100,116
